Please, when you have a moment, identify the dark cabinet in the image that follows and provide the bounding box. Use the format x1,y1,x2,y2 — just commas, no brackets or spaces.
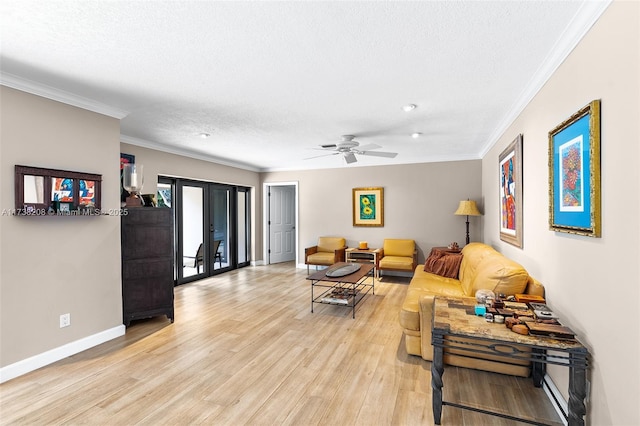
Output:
121,207,174,326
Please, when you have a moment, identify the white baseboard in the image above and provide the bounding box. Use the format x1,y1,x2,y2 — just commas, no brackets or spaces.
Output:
543,373,569,426
0,324,125,384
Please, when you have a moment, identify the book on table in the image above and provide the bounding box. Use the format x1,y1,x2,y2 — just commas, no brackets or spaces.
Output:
321,287,358,305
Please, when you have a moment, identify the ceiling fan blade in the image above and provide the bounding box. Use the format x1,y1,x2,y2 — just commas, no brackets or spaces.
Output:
320,144,337,149
355,143,381,151
343,152,357,164
304,152,340,160
359,150,398,158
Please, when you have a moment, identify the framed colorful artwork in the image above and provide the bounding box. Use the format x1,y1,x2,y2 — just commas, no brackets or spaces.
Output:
352,187,384,227
499,134,523,248
548,100,601,237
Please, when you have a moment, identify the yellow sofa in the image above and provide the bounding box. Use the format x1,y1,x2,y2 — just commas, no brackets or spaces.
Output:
399,242,545,377
304,237,347,273
377,239,418,275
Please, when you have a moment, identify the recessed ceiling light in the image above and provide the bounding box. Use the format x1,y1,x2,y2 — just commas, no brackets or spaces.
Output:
411,132,422,138
199,133,211,138
403,104,417,112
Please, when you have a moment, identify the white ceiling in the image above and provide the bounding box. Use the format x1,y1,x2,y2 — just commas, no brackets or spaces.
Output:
0,1,610,172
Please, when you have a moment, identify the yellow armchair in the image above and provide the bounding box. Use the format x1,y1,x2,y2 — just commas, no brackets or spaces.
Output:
377,239,418,275
305,237,347,274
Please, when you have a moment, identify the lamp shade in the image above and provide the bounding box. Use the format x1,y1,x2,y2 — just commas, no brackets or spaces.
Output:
454,200,481,216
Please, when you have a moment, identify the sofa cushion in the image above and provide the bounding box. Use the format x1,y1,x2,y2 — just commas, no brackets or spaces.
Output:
317,237,345,253
424,249,463,279
459,243,496,295
469,256,529,296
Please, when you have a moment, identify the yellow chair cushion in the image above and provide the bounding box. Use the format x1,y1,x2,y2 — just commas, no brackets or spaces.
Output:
317,237,346,253
383,239,415,257
379,256,414,271
306,252,336,265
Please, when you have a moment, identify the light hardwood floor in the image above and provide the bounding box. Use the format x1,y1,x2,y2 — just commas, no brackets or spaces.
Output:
1,262,562,425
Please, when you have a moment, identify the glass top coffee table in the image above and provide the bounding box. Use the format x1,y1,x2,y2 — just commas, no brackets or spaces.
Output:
430,296,589,426
306,262,375,319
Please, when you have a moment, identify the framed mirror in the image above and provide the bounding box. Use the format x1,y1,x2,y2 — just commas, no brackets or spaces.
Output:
15,165,102,215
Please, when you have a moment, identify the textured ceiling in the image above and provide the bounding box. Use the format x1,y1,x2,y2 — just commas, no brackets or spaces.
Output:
0,1,609,172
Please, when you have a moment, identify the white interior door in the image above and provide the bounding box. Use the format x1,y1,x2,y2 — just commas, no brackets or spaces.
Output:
269,185,295,264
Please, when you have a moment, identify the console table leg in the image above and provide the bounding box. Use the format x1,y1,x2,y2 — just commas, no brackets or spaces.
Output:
532,348,546,388
568,353,587,426
431,340,445,425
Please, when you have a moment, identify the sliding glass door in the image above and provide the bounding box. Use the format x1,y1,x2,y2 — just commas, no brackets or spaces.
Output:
160,177,250,285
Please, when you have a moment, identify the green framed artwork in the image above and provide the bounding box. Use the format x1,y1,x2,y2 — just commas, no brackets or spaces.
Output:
353,187,384,227
548,99,601,237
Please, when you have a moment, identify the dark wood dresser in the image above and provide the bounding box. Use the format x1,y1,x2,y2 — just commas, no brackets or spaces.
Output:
121,207,174,326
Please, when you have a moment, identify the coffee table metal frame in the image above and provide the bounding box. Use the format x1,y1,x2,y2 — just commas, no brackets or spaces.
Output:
307,262,375,319
430,296,589,426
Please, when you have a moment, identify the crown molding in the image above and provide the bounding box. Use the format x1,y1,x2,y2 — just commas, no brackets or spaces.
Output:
478,0,612,158
261,152,481,173
120,134,262,173
0,72,129,119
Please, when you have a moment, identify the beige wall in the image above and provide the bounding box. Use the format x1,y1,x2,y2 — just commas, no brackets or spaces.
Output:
119,143,262,261
0,87,123,366
261,160,482,265
481,2,639,424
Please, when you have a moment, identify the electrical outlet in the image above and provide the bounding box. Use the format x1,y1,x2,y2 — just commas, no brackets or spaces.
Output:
59,313,70,328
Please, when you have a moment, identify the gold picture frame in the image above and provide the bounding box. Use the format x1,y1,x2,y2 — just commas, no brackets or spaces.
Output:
352,187,384,227
548,100,601,237
499,134,523,248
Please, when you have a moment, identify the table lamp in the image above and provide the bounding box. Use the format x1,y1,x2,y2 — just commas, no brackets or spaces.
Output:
454,199,482,245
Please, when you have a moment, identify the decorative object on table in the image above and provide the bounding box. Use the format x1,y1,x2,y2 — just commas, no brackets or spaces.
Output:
499,134,524,248
447,242,459,250
475,289,495,305
120,153,135,205
454,199,482,244
358,241,368,249
325,263,361,277
352,187,384,227
122,163,144,207
141,193,157,207
548,99,601,237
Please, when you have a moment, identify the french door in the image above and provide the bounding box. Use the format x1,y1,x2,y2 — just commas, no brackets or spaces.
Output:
159,177,250,285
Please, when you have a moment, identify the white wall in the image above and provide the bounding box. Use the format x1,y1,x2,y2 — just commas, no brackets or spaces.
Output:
481,2,639,424
0,87,123,368
261,160,482,266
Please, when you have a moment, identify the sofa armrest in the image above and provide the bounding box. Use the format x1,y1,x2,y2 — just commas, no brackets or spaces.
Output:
335,246,347,262
525,276,545,297
418,293,437,361
304,246,318,263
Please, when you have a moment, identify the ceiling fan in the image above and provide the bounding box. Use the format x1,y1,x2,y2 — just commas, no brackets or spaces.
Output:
306,135,398,164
